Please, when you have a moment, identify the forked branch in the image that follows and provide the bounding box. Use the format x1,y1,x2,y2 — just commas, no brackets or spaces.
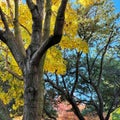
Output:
31,0,68,65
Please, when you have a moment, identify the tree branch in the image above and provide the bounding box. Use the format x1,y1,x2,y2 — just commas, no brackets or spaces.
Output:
43,0,51,41
45,78,65,95
90,47,104,71
36,0,44,18
26,0,35,12
30,0,68,65
61,75,69,94
0,30,6,43
97,30,114,86
0,31,25,71
14,0,26,56
71,52,80,96
0,7,9,31
55,71,59,86
26,0,43,46
53,0,68,35
6,0,14,20
19,23,32,36
5,67,23,80
0,6,25,71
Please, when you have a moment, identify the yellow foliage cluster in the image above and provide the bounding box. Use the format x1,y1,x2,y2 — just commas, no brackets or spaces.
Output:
44,47,66,74
51,0,88,53
0,43,23,112
60,36,88,53
60,37,88,53
19,4,32,48
0,75,24,109
51,0,78,38
78,0,103,7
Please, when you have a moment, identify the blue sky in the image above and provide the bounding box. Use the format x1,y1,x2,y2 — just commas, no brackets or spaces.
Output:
113,0,120,12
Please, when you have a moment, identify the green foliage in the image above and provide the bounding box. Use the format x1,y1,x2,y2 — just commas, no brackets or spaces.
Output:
112,108,120,120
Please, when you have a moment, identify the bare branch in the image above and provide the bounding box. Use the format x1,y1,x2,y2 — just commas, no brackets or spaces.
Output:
0,5,25,71
5,67,23,80
55,70,59,86
61,75,69,94
90,47,104,71
79,71,90,83
45,76,65,95
44,107,56,120
71,52,80,96
0,28,25,71
30,35,61,64
0,7,9,31
97,30,114,86
19,23,32,36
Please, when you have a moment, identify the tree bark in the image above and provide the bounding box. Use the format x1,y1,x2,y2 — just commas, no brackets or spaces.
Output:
23,57,45,120
67,96,85,120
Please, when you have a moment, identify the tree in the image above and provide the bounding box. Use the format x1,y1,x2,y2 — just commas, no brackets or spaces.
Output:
45,0,120,120
0,0,68,119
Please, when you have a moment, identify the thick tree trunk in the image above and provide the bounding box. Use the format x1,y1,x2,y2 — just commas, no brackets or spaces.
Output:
23,56,45,120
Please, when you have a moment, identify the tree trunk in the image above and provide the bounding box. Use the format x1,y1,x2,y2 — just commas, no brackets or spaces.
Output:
105,114,110,120
23,56,45,120
67,96,85,120
98,112,105,120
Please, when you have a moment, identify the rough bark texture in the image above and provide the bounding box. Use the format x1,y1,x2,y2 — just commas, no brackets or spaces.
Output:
23,59,44,120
